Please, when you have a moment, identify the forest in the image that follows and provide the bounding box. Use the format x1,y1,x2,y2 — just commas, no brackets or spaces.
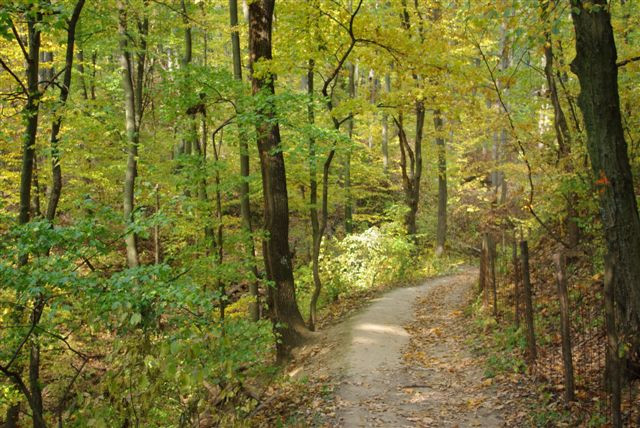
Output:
1,0,639,426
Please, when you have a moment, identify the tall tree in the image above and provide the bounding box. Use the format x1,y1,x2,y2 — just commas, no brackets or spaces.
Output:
118,0,148,268
47,0,85,222
248,0,308,360
540,0,579,248
307,0,363,330
344,61,355,234
394,0,425,239
570,0,640,357
229,0,260,321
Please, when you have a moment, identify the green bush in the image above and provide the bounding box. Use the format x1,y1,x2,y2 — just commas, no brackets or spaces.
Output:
321,222,416,300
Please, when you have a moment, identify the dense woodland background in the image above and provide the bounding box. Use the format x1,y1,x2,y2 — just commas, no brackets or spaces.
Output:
1,0,639,426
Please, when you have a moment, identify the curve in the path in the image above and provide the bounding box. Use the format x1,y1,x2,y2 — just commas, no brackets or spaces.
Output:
332,268,504,427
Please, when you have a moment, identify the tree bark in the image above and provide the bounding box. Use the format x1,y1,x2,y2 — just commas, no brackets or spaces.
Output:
434,109,447,256
604,254,622,428
570,0,640,350
248,0,308,360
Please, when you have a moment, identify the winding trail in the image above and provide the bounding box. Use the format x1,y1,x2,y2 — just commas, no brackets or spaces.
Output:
325,268,509,427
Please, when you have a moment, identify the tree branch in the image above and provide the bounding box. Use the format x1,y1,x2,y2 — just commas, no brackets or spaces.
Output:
474,39,572,249
10,19,29,61
617,55,640,68
0,57,27,93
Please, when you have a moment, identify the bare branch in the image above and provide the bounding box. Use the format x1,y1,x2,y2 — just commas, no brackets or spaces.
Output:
474,39,572,249
617,55,640,68
0,57,27,93
10,19,29,61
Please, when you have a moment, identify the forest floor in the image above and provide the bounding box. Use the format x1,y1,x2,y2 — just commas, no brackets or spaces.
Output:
253,268,533,427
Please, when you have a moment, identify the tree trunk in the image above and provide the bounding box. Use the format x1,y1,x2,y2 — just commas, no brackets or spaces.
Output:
19,14,42,230
118,1,146,268
541,0,579,249
571,0,640,351
29,301,45,428
90,51,97,100
77,49,88,100
604,254,622,428
307,58,321,331
344,62,355,234
248,0,308,360
489,235,497,318
7,9,43,428
553,252,575,403
154,184,161,264
434,109,447,256
381,74,390,174
479,236,487,297
520,240,537,362
512,239,521,328
230,0,261,321
394,105,424,239
212,134,226,323
47,0,85,222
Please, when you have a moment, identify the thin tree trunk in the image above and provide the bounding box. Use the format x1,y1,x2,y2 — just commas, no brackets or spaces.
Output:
489,236,497,318
230,0,260,321
308,0,363,327
9,10,44,428
47,0,85,222
434,109,447,256
77,48,88,100
541,0,579,248
29,301,45,428
154,184,161,264
248,0,308,361
394,103,424,239
571,0,640,350
479,235,487,297
604,254,622,428
512,239,521,328
32,159,41,218
553,252,575,403
344,62,355,234
307,58,321,331
212,134,226,323
90,51,97,100
381,74,390,174
19,15,42,230
118,1,145,268
520,240,537,362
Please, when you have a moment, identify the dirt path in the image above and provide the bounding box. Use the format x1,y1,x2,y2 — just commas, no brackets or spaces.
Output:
327,268,510,427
